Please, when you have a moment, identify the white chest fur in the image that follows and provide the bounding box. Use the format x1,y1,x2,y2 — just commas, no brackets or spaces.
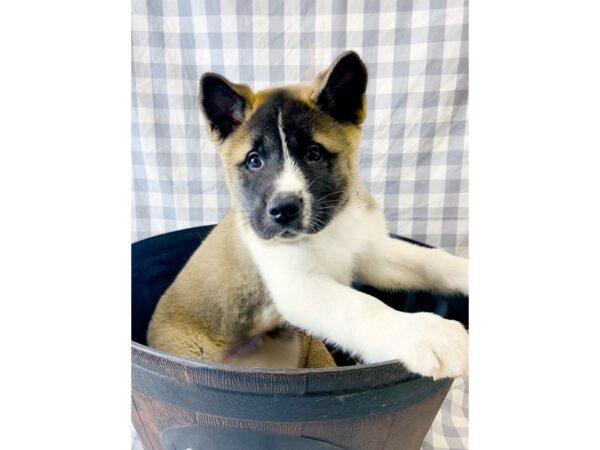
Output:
241,198,386,287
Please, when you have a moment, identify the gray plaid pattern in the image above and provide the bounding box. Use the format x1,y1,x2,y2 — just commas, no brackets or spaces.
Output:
132,0,469,257
132,0,469,448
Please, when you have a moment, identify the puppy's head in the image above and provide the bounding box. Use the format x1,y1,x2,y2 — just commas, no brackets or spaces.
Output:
199,51,367,240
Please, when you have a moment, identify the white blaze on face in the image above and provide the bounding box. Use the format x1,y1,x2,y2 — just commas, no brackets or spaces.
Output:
275,110,306,194
274,110,311,226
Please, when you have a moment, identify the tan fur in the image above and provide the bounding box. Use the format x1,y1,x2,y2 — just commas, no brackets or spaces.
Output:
147,211,282,362
299,333,337,368
148,55,367,367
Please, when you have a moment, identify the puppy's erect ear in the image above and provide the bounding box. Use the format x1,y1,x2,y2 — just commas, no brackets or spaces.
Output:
314,51,368,125
199,73,254,141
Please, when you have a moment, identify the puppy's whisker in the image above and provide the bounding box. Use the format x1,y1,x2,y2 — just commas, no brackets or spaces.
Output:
306,177,319,190
314,190,345,204
314,201,340,208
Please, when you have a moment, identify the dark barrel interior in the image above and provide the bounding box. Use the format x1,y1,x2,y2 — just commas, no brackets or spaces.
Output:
131,225,468,450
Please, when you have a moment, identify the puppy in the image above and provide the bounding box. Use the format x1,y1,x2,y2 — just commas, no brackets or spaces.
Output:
147,51,468,378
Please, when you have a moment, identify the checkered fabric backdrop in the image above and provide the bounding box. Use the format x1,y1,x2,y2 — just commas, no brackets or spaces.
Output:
132,0,469,449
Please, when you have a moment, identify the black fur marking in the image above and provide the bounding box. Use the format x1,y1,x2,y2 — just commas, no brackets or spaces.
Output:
237,91,348,239
317,51,368,124
200,74,246,140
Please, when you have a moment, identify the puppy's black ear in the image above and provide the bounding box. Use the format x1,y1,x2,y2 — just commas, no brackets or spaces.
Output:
315,51,368,125
199,74,253,141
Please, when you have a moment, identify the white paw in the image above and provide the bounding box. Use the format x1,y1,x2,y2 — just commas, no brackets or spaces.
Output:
380,312,469,379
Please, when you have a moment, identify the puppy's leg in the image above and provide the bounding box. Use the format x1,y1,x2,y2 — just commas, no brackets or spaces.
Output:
147,322,229,363
354,236,468,295
148,316,304,368
227,330,302,369
269,276,468,379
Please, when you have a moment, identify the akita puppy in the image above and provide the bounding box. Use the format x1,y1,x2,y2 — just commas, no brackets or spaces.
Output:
148,51,468,379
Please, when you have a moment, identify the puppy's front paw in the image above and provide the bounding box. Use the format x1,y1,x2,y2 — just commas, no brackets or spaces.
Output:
391,312,468,379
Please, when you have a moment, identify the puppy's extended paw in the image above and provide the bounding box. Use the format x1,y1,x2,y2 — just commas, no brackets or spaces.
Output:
382,312,469,379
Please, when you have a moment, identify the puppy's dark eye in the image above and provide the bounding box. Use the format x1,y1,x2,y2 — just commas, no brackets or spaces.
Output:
305,145,323,162
245,152,263,169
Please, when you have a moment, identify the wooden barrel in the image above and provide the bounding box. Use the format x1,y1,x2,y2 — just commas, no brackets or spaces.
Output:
132,226,468,450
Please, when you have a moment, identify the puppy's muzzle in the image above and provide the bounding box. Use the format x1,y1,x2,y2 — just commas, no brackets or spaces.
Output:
267,193,303,227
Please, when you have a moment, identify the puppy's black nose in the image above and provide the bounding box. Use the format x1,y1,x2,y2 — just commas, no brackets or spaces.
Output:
267,194,302,225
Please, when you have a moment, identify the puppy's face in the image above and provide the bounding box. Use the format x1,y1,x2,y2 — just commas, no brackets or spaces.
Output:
199,51,368,240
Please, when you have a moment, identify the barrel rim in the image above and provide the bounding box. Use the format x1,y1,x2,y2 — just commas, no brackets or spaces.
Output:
132,339,420,378
131,340,452,404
